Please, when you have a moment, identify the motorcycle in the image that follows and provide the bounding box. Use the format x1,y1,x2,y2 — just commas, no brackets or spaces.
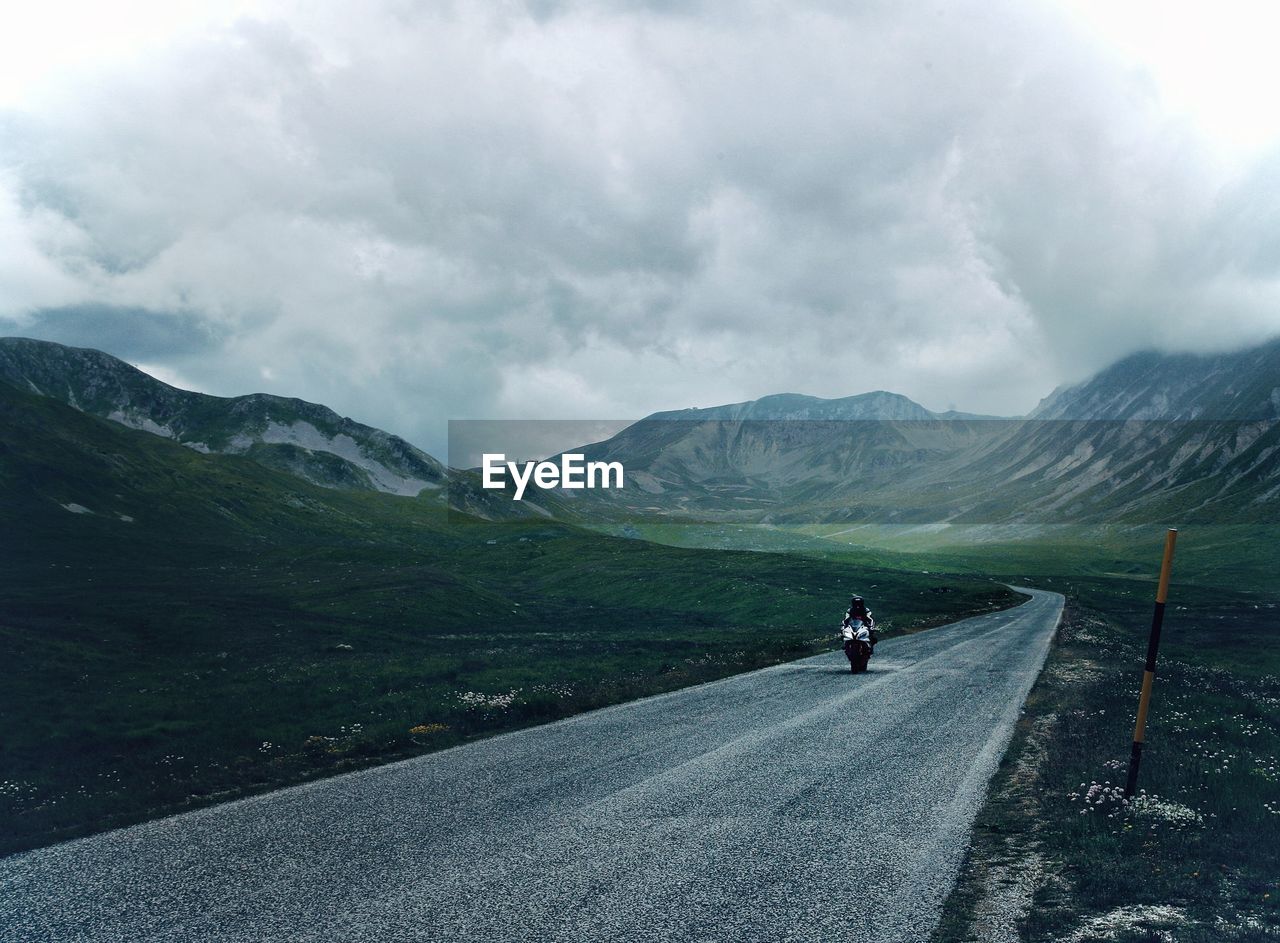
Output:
841,622,873,674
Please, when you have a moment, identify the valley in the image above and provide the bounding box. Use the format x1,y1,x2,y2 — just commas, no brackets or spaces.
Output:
3,335,1279,939
0,364,1014,855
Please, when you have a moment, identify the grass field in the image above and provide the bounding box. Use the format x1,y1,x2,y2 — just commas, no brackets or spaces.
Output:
0,507,1016,856
933,579,1280,942
599,521,1280,596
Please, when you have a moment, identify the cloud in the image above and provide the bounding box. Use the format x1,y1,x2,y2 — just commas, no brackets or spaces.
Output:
2,0,1280,455
18,303,224,361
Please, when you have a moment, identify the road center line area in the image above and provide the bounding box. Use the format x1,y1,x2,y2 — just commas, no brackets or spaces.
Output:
1,589,1062,943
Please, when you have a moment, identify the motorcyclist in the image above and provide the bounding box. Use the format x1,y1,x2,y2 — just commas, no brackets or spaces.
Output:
840,595,876,674
842,596,877,650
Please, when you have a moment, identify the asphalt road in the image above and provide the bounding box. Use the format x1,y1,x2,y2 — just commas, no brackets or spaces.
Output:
2,588,1062,943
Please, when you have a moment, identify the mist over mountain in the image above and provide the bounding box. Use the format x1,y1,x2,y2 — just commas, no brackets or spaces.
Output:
652,338,1280,427
1032,338,1280,421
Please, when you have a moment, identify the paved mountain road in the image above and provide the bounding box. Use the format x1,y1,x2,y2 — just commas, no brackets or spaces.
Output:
2,588,1062,942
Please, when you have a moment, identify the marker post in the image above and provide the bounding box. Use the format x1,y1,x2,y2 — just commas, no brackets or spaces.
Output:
1124,528,1178,799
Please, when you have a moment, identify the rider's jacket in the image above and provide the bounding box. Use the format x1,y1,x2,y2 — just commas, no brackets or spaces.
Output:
843,608,875,630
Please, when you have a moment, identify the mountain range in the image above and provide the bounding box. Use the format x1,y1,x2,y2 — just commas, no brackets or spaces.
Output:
553,339,1280,525
6,334,1280,526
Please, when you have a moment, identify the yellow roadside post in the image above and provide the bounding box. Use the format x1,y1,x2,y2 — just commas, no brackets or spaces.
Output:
1124,528,1178,799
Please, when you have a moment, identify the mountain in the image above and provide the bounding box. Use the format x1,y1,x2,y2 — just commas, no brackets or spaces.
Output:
1032,338,1280,420
970,339,1280,524
0,337,445,496
541,340,1280,526
556,394,996,521
644,391,970,422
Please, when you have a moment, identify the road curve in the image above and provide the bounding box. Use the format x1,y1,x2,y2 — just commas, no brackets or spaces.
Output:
2,588,1062,943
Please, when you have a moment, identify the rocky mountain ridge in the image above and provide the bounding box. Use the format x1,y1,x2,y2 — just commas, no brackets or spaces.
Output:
0,337,444,496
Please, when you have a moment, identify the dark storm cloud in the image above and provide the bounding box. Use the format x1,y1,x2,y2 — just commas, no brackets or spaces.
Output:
2,0,1279,455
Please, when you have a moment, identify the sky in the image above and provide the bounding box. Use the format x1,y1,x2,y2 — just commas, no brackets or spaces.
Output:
3,0,1280,457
